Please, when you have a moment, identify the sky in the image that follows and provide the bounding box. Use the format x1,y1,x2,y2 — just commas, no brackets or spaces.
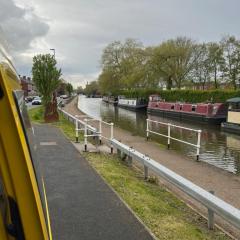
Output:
1,0,240,87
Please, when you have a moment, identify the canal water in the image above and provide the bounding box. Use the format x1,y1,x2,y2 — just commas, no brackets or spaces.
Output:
78,95,240,174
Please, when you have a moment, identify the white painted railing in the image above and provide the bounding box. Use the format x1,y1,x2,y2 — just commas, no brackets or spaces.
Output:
60,107,240,231
146,119,202,160
58,108,114,152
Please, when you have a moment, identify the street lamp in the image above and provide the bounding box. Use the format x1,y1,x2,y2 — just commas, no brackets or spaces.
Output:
50,48,55,58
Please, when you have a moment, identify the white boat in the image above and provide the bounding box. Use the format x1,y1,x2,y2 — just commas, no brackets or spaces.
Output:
221,97,240,134
118,96,147,111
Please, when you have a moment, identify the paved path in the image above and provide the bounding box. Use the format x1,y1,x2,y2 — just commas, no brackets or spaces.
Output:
33,124,154,240
63,97,240,236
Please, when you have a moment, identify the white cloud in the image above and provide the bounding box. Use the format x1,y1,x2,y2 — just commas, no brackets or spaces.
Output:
63,72,100,88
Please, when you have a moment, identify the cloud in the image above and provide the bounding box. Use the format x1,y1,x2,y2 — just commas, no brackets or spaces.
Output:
2,0,240,87
0,0,49,52
63,72,100,88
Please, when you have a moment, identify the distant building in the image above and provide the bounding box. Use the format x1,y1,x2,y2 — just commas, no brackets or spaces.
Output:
20,76,36,96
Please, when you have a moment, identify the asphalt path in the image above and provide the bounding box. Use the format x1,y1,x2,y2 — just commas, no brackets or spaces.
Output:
33,124,154,240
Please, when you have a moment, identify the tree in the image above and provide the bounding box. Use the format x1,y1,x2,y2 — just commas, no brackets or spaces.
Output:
147,37,197,90
100,39,145,93
76,86,84,94
207,42,225,88
191,44,211,89
57,79,67,95
32,54,61,122
84,81,100,96
66,82,74,96
221,36,240,89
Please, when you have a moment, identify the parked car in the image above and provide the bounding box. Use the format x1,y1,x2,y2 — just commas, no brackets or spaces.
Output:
25,96,34,103
60,94,68,99
32,97,42,105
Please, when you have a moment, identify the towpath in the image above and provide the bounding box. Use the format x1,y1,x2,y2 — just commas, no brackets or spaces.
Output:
63,97,240,236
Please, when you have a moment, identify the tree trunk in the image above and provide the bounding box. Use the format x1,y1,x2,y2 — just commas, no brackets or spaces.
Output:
166,76,172,90
214,68,218,89
44,92,59,122
232,75,237,90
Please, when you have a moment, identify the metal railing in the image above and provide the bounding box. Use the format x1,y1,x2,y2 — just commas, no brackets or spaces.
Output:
110,138,240,231
58,108,114,152
60,107,240,231
146,119,202,161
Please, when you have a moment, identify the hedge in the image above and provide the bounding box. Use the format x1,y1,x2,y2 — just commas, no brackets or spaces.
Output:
112,89,240,103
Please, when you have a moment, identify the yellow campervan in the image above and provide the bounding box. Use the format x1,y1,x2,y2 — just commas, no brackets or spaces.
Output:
0,57,52,239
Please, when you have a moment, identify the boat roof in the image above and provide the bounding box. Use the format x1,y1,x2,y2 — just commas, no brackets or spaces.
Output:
226,97,240,103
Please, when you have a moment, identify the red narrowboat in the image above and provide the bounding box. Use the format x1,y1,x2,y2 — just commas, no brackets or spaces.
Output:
147,95,227,124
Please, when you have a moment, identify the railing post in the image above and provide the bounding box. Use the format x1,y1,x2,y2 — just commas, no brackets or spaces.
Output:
196,130,201,161
99,120,102,145
84,119,88,152
208,190,215,230
167,123,171,149
144,165,148,180
146,119,149,140
110,123,114,154
75,119,79,143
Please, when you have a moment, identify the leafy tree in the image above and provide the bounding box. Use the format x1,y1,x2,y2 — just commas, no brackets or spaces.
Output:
100,39,145,92
207,42,225,88
76,86,84,94
221,36,240,89
66,82,74,96
57,79,67,95
191,44,211,89
32,54,61,122
84,81,100,96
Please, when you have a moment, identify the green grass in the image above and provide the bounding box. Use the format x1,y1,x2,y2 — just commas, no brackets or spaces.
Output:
28,106,45,123
28,106,230,240
84,152,230,240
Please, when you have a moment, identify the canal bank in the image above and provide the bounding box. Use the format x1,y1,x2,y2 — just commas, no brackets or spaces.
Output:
63,97,240,236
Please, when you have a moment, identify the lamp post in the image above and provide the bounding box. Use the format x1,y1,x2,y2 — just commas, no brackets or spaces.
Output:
50,48,55,58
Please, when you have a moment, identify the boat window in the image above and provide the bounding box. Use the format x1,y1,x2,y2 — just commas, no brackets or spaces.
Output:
229,102,240,110
192,105,196,112
171,105,174,110
180,105,182,110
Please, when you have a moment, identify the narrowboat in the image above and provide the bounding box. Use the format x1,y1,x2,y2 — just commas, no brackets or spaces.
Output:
147,95,227,124
221,97,240,134
102,96,118,106
118,96,147,111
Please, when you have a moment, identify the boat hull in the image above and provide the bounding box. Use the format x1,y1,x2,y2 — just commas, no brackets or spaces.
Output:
118,104,147,111
147,108,226,124
221,122,240,134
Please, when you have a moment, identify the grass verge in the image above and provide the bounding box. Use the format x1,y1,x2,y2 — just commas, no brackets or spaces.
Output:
83,152,230,240
28,106,230,240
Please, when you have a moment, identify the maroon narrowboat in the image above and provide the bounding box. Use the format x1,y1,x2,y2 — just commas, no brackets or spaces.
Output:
147,95,227,124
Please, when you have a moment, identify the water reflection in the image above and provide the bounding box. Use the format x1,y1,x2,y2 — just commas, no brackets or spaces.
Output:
78,95,240,174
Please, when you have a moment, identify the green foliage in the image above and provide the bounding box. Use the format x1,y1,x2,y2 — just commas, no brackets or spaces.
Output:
66,82,74,96
115,89,240,103
98,36,240,94
28,106,44,123
84,81,100,96
32,54,62,106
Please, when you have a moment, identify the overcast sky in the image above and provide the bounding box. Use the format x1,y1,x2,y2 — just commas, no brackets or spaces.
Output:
1,0,240,87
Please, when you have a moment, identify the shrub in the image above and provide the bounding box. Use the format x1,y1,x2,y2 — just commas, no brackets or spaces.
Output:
113,89,240,103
